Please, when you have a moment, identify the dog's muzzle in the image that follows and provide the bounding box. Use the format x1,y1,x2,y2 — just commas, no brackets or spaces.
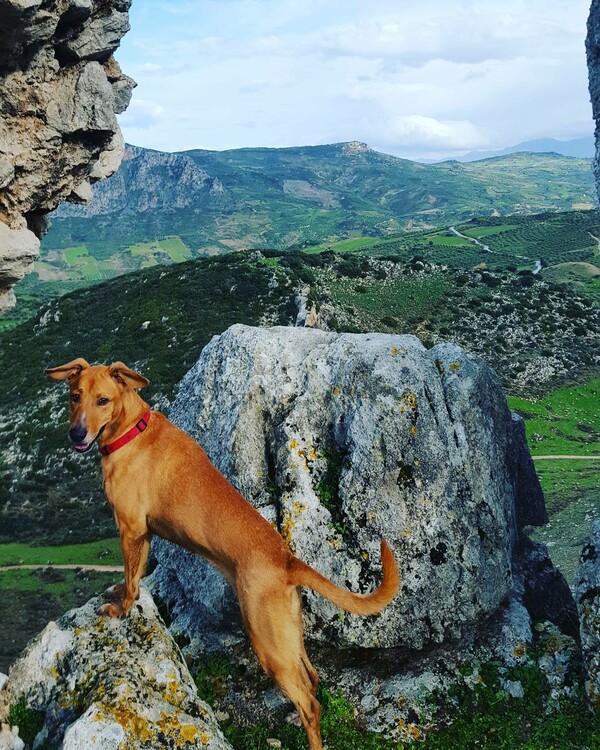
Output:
69,425,105,453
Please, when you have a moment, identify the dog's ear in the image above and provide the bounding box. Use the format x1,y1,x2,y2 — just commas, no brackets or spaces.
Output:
108,361,150,390
45,358,90,382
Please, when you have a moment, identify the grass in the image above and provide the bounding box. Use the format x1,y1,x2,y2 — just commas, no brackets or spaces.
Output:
130,236,191,263
302,236,387,254
534,460,600,503
196,660,600,750
0,537,120,567
510,380,600,581
543,262,600,305
507,379,600,456
461,224,519,238
325,270,451,331
426,232,472,247
63,246,88,265
0,567,114,593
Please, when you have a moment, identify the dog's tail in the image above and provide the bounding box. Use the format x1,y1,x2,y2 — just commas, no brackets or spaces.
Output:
288,539,399,616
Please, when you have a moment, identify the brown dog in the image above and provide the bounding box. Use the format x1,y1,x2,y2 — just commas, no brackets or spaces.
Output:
46,358,399,749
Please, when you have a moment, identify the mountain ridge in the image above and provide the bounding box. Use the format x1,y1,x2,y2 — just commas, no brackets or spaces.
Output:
450,136,595,162
43,142,595,265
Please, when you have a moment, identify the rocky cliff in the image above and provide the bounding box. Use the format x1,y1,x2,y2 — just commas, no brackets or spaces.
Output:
0,0,134,309
588,0,600,197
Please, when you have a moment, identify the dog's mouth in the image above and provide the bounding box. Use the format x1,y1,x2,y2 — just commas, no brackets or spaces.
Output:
71,425,106,454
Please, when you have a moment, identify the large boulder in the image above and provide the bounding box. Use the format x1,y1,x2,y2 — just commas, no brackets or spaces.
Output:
151,325,550,653
0,0,134,307
0,587,231,750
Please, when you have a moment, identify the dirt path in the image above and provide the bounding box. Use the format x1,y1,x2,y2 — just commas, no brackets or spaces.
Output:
532,455,600,460
0,564,123,572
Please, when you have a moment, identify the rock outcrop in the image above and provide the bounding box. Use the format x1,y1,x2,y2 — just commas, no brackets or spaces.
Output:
148,324,575,737
0,587,231,750
0,0,134,308
575,520,600,710
53,145,231,219
152,325,550,651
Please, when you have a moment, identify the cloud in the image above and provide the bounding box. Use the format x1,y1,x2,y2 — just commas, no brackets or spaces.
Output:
128,61,189,77
374,115,489,150
117,99,166,129
114,0,593,158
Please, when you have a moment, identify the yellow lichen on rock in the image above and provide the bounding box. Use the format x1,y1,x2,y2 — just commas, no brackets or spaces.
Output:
281,501,307,546
401,389,418,412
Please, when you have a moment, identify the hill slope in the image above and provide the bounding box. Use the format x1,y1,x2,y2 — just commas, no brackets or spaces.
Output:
1,249,598,546
44,143,594,262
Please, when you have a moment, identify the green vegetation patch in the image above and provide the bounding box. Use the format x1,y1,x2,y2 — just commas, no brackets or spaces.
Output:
507,379,600,456
427,232,472,247
63,246,89,265
461,224,519,238
0,569,118,671
326,266,451,331
0,537,120,567
303,236,384,255
201,662,600,750
130,236,191,263
8,698,45,747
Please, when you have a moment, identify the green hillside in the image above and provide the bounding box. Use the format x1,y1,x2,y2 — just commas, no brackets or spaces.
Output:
5,209,597,334
42,144,593,267
1,247,598,546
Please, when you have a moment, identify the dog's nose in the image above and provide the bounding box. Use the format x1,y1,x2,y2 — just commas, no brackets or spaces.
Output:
69,424,87,444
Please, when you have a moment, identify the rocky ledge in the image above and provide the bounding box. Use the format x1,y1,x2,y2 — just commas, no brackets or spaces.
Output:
0,0,134,308
0,587,230,750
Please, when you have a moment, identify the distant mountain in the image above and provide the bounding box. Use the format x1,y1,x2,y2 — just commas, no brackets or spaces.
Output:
43,142,595,261
454,136,595,162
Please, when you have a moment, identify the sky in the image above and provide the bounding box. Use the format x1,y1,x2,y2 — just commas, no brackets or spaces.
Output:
116,0,594,160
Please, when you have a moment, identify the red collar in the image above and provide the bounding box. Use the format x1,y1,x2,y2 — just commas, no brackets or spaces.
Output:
99,411,152,457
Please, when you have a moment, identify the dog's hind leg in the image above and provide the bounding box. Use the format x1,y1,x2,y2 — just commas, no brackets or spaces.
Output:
241,582,322,750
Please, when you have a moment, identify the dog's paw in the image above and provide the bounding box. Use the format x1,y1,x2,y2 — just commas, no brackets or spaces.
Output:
103,582,125,602
98,602,127,619
285,711,302,728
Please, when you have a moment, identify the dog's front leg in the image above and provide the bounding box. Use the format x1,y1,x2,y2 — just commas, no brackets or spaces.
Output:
100,527,151,618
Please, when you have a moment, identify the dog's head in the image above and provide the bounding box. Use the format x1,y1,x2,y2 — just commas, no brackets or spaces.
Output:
45,358,149,453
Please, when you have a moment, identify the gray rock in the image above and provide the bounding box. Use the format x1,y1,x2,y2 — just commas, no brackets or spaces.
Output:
0,0,134,303
574,520,600,710
0,587,232,749
0,724,24,750
151,325,547,653
515,537,579,639
0,222,39,307
59,10,130,63
588,1,600,196
56,146,228,218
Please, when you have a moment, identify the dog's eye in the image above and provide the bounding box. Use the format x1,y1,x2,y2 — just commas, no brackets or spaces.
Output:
97,397,110,406
71,393,80,403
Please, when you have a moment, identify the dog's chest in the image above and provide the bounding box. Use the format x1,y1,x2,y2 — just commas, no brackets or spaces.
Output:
101,459,132,510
